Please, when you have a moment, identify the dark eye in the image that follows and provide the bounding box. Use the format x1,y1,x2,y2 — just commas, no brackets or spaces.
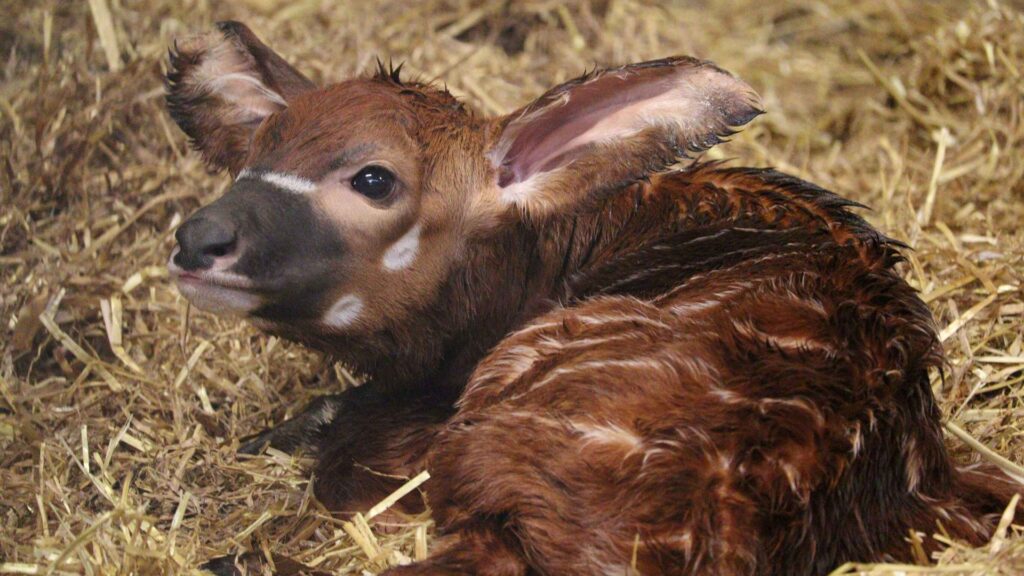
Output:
350,165,395,200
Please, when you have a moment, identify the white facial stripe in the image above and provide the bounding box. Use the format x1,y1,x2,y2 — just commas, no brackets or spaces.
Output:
260,171,317,194
324,294,364,329
382,223,422,271
236,169,317,194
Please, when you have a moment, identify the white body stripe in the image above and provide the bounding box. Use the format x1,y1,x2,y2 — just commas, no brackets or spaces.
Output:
324,294,364,329
382,223,422,271
237,169,317,194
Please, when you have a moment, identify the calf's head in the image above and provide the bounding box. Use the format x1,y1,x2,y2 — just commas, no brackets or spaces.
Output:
165,21,761,353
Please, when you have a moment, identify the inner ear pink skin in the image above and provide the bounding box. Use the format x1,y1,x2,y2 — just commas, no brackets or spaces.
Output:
166,20,317,174
497,71,677,186
492,59,762,189
214,20,316,101
207,73,288,120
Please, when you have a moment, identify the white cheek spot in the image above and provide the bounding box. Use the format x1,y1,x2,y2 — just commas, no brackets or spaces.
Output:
382,223,422,271
323,294,364,329
236,169,317,195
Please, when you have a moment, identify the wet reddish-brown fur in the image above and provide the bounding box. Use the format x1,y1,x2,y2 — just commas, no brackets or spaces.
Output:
384,169,1021,575
164,24,1022,576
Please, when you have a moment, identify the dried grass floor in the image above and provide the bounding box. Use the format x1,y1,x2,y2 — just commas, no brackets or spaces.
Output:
2,0,1023,574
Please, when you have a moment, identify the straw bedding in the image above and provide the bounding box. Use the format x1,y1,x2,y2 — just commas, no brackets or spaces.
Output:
1,0,1023,573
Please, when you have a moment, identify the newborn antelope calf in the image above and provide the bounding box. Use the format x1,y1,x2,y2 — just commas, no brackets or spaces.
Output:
166,22,1020,576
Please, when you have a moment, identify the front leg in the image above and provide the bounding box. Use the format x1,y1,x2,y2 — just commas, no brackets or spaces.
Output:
237,384,454,512
312,385,456,513
205,391,351,576
238,392,345,455
207,385,455,575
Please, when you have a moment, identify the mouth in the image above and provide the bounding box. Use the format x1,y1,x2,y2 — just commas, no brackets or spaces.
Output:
168,252,261,315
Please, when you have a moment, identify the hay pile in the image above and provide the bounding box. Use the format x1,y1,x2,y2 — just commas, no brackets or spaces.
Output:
1,0,1022,573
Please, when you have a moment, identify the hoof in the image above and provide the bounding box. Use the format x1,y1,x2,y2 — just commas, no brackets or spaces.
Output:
237,432,272,455
235,394,345,456
201,554,245,576
202,552,329,576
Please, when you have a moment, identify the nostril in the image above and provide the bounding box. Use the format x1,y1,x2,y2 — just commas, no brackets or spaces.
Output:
203,237,236,259
174,217,238,271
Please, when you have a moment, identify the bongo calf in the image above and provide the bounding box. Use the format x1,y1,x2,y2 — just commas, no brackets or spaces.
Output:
165,22,1021,575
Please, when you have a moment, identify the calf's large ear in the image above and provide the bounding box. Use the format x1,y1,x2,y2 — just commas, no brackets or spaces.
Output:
487,57,762,219
165,21,315,175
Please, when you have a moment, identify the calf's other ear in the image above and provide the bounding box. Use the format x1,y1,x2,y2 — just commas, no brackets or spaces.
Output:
165,21,315,175
487,56,762,219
